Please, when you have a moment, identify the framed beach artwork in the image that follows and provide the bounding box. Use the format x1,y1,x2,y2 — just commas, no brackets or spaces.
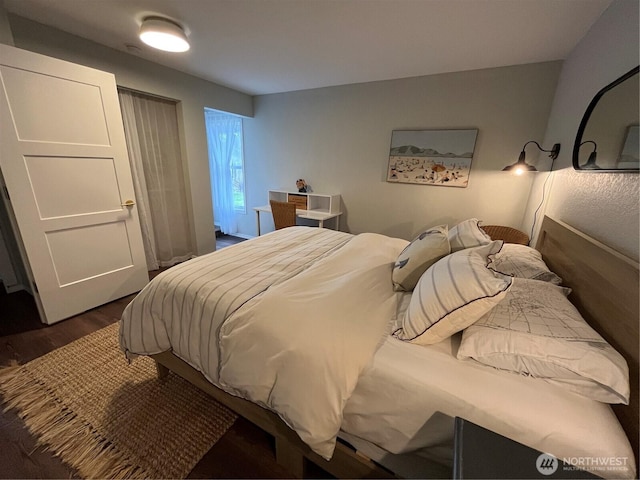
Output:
387,129,478,187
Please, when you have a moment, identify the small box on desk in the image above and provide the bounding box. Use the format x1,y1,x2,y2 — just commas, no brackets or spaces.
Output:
287,194,308,210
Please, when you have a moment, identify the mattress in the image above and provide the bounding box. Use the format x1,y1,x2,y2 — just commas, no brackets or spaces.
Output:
340,294,635,479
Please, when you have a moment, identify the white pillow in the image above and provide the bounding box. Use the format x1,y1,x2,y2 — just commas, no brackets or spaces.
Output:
392,225,450,291
457,278,630,404
394,241,512,345
448,218,492,252
488,243,562,284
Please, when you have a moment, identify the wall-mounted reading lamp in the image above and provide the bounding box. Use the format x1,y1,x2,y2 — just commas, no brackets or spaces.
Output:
502,141,561,175
503,141,561,244
578,141,602,169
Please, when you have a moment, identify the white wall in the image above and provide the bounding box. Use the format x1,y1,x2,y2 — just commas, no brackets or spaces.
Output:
15,6,630,256
242,62,562,239
7,14,253,255
529,0,639,260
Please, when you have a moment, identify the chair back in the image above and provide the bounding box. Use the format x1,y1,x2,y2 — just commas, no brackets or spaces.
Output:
480,225,530,245
270,200,297,230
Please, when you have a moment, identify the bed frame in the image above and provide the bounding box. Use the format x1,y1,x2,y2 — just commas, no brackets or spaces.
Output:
151,349,395,478
152,215,639,478
535,216,639,468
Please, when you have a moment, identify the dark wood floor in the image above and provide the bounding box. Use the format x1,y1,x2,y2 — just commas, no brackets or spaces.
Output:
215,233,247,249
0,234,329,479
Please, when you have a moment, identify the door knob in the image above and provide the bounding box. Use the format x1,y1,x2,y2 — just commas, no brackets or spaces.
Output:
121,199,136,207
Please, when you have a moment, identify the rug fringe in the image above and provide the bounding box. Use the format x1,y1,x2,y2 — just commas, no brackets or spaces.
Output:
0,366,157,479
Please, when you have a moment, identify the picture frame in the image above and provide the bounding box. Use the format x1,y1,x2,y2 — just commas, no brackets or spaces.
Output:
387,129,478,187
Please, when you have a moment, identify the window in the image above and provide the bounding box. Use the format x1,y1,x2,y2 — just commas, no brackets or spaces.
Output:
204,109,246,234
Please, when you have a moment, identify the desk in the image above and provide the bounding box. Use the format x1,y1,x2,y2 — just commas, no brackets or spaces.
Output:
253,205,342,236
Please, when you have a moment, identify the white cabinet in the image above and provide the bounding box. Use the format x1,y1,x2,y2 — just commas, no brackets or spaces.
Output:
267,190,341,215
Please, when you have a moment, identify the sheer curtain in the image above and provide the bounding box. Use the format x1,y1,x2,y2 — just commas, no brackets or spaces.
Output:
119,89,195,269
204,109,241,234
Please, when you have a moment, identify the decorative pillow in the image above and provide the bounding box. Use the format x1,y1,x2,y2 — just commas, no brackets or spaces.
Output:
488,243,562,285
393,241,512,345
392,225,450,291
448,218,492,252
457,278,629,404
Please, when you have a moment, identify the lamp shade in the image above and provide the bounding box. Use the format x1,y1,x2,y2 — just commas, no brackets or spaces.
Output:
140,17,190,52
503,141,561,174
502,151,537,175
581,151,602,169
579,141,602,169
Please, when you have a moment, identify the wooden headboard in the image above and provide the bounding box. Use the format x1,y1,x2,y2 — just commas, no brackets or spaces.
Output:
536,216,639,465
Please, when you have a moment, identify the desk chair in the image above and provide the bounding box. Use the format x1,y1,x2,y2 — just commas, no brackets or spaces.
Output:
270,200,297,230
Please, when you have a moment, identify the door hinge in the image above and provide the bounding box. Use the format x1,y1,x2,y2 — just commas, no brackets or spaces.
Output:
33,282,38,294
2,185,9,201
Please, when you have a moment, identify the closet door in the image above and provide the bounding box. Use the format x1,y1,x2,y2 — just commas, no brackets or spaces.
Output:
0,44,148,324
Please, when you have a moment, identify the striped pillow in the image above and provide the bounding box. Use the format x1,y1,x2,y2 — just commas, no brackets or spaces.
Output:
392,225,451,291
448,218,492,252
394,241,512,345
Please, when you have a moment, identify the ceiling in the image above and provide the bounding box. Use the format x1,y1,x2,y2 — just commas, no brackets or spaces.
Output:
4,0,613,96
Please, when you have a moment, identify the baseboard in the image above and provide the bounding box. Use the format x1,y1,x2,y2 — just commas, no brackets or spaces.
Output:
230,233,254,240
3,282,26,294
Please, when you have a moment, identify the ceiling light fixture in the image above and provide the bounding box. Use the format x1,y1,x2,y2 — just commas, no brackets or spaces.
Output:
502,141,561,175
139,17,190,53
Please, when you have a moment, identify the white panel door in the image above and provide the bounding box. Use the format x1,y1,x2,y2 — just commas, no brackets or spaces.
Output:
0,44,149,324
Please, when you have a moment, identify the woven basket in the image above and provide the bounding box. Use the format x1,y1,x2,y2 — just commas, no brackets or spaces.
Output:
480,225,529,245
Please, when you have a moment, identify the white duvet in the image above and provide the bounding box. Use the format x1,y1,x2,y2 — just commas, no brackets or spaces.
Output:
218,232,406,458
121,227,406,459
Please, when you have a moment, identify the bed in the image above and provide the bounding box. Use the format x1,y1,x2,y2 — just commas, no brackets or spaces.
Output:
120,216,638,479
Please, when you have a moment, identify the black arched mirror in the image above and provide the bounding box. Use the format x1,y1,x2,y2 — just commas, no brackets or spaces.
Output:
573,66,639,172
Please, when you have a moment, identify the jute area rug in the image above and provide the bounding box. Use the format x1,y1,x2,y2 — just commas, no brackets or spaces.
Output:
0,322,238,479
